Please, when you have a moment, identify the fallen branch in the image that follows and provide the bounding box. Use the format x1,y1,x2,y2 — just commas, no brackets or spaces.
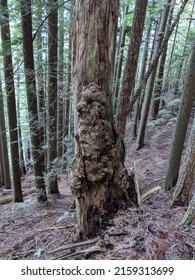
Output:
133,161,142,206
46,237,99,255
141,186,161,203
54,241,105,260
0,188,36,206
184,240,195,252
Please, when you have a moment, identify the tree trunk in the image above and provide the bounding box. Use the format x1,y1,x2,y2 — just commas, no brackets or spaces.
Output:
57,5,65,160
16,75,26,176
165,40,195,190
47,0,59,194
0,0,23,202
64,27,72,139
174,0,195,95
128,0,189,117
151,0,176,119
71,0,137,238
0,77,11,189
116,0,148,140
131,20,152,139
35,0,46,175
179,193,195,226
113,4,129,111
136,0,172,150
172,117,195,207
0,136,5,186
20,0,47,202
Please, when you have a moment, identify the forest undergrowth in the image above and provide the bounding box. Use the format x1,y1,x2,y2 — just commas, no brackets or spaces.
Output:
0,115,195,260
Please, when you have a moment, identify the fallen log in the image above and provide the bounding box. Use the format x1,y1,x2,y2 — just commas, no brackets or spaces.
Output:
0,188,36,206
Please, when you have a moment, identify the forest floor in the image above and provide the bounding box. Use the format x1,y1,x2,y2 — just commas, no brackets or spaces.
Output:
0,116,195,260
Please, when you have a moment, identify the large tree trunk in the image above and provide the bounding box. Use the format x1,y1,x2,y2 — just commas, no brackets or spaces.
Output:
71,0,137,238
21,0,47,202
165,39,195,190
0,0,23,202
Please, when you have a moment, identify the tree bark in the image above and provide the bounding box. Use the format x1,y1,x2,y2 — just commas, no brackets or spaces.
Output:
0,0,23,202
48,0,59,193
131,20,152,139
113,4,129,111
116,0,148,140
0,77,11,189
20,0,47,201
172,117,195,207
165,39,195,190
179,193,195,226
57,4,65,160
71,0,137,238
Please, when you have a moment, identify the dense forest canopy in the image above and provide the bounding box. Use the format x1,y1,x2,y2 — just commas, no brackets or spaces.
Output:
0,0,194,259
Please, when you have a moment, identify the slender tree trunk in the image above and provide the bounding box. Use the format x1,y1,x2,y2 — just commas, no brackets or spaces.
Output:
165,39,195,190
20,0,47,201
47,0,59,193
36,0,46,175
174,0,195,95
172,117,195,207
16,75,26,176
116,0,148,140
113,4,129,110
71,0,137,238
0,77,11,189
57,5,65,160
136,0,172,150
131,22,152,139
0,137,5,186
64,28,72,139
0,0,23,202
165,21,178,92
151,0,176,119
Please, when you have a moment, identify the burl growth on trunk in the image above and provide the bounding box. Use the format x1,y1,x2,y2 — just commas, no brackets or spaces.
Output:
71,83,137,237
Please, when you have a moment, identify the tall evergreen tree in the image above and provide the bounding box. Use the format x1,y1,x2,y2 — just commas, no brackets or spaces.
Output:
47,0,59,194
20,0,47,201
0,0,23,202
0,77,11,189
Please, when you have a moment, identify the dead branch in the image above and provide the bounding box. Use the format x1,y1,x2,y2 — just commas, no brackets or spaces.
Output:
0,188,36,206
184,240,195,252
133,161,142,206
141,186,161,203
54,246,105,260
46,237,100,255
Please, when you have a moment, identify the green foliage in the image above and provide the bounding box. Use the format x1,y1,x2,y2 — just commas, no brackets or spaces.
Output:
166,98,181,108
